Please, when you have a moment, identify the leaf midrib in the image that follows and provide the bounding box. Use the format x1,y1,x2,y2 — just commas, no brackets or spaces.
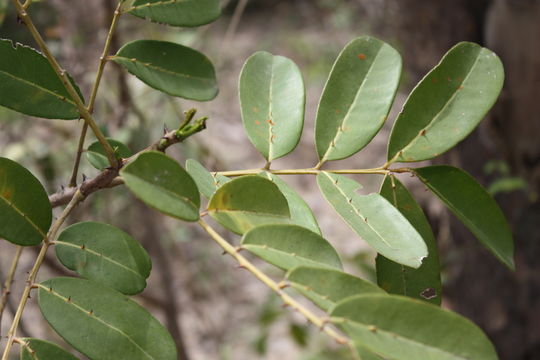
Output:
338,318,473,360
321,43,384,161
0,196,47,239
125,0,190,12
417,172,507,263
55,241,145,280
122,172,198,209
0,69,76,106
39,285,155,360
394,49,482,161
322,172,392,248
112,56,213,84
242,243,337,269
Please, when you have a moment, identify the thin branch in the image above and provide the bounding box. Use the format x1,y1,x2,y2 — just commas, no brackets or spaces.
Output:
49,117,208,208
0,246,23,336
198,219,350,346
11,0,117,167
1,190,85,360
69,1,124,186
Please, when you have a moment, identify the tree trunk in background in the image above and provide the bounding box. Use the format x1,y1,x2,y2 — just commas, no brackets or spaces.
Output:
389,0,540,359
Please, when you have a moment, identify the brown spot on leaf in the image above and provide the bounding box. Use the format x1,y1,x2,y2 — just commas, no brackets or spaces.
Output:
255,120,261,125
457,85,464,90
1,188,13,200
252,106,259,113
431,77,438,84
335,109,341,114
267,119,275,126
357,53,366,60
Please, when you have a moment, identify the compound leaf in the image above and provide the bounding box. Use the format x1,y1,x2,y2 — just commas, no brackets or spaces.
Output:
55,222,151,295
315,36,401,162
126,0,220,27
0,157,51,246
112,40,218,101
331,294,498,360
387,42,504,163
317,172,427,268
208,175,290,234
0,39,82,119
241,224,341,271
240,51,305,161
377,176,442,305
121,151,200,221
38,277,177,360
286,266,384,311
20,338,79,360
415,165,514,270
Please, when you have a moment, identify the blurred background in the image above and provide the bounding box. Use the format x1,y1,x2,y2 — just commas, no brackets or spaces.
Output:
1,0,539,359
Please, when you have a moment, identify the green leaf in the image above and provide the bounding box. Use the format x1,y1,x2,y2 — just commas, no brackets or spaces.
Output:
260,172,321,234
20,338,79,360
208,175,290,234
241,224,341,271
112,40,218,101
239,51,305,161
38,277,177,360
121,151,200,221
185,159,230,200
315,36,401,162
415,165,514,270
0,157,51,246
286,266,384,311
330,294,498,360
55,222,151,295
377,176,442,305
387,42,504,163
126,0,220,27
354,345,387,360
0,39,83,119
86,138,132,171
317,172,427,268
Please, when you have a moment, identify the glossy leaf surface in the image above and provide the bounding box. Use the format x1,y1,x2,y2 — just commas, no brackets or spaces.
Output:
55,222,151,295
377,176,442,305
317,172,427,268
331,294,498,360
127,0,220,27
208,175,290,234
286,266,384,311
240,51,305,161
315,36,401,162
260,172,320,234
415,165,514,269
241,225,341,271
112,40,218,101
20,338,79,360
38,277,177,360
0,39,82,119
185,159,230,199
0,157,51,246
388,42,504,162
121,151,200,221
86,138,132,170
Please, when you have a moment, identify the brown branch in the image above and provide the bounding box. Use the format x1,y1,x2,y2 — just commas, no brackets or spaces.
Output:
49,116,208,208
